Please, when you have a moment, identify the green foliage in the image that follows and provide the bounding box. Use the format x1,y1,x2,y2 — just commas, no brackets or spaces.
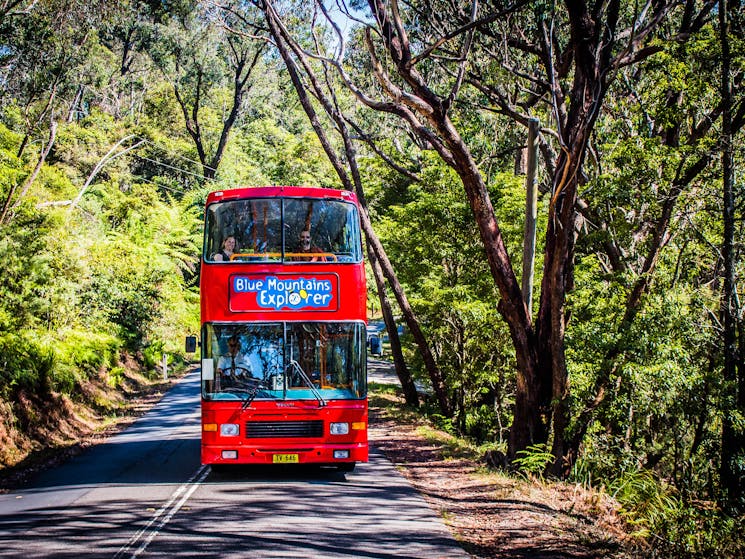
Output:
241,120,336,187
143,83,185,133
512,444,555,480
0,331,55,398
609,469,679,536
370,159,526,443
651,504,745,559
142,339,165,371
1,64,202,403
52,329,122,392
430,413,456,435
0,212,56,331
602,469,745,558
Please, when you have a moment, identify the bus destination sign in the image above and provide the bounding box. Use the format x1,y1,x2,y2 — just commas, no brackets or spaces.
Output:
229,273,338,312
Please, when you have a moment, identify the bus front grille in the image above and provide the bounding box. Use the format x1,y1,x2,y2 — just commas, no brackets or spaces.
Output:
245,420,324,438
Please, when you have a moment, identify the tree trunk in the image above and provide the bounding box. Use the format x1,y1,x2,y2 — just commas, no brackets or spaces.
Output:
66,85,84,122
261,5,447,413
718,0,744,513
367,238,420,406
540,149,579,476
1,118,58,225
172,44,262,182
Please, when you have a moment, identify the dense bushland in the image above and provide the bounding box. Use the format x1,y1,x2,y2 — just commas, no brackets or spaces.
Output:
0,1,743,556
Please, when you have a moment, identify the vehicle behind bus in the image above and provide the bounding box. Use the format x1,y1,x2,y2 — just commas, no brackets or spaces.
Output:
197,186,367,470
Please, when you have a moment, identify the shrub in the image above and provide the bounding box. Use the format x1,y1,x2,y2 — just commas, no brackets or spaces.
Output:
607,468,745,558
650,504,745,559
0,331,55,398
54,329,121,389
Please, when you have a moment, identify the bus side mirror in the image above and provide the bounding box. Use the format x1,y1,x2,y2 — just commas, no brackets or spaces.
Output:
185,336,198,353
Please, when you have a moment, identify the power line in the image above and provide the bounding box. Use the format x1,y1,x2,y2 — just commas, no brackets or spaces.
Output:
135,137,218,173
132,153,213,182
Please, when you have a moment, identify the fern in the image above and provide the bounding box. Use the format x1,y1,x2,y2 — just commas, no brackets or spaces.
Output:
512,443,554,480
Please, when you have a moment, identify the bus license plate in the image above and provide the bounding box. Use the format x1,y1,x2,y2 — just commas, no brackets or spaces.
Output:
273,454,299,464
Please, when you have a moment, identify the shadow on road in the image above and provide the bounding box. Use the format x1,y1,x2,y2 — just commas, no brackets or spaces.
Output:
207,463,352,483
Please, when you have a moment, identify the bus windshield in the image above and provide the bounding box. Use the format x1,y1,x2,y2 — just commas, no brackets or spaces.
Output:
205,197,362,263
202,322,367,401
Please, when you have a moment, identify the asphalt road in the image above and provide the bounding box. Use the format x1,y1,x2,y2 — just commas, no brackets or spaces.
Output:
0,369,470,558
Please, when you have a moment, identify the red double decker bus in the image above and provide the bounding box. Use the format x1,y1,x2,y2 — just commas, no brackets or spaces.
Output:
198,186,368,470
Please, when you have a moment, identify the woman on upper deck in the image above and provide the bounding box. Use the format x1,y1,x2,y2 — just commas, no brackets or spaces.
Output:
212,235,236,262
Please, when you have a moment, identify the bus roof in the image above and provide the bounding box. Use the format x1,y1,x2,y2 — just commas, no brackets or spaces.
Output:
206,186,358,206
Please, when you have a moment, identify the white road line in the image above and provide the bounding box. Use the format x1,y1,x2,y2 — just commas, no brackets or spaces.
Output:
114,465,210,558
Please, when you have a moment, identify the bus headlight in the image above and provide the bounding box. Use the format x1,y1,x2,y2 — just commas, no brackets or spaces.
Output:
220,423,240,437
329,422,349,435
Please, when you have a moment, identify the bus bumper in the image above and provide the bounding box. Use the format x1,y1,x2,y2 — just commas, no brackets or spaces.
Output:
202,442,368,465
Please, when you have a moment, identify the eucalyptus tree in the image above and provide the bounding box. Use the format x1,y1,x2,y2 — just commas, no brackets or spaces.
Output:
557,1,744,507
0,0,114,223
147,2,265,181
253,0,745,476
233,0,428,408
719,0,745,512
95,1,170,118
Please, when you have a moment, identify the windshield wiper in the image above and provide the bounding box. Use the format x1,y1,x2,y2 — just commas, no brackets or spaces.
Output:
287,359,326,407
225,379,274,410
241,384,259,410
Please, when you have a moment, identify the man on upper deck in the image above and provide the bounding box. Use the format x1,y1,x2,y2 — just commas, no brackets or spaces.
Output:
292,229,325,262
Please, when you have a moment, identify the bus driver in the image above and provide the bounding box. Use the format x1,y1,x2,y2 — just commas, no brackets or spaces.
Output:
217,335,253,388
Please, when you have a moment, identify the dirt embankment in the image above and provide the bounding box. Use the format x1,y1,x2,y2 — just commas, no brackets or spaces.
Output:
0,362,184,491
